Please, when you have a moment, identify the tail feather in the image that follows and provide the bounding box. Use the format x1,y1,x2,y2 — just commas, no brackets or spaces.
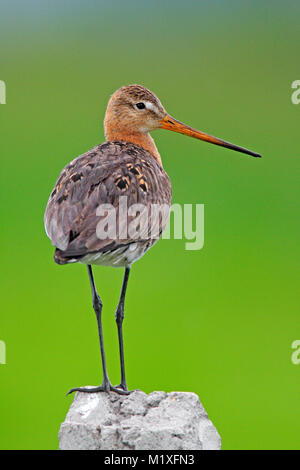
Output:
54,248,79,265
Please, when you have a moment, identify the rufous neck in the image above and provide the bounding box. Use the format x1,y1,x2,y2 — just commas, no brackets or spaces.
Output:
105,128,162,167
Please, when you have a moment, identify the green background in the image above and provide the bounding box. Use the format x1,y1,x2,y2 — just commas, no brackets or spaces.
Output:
0,0,299,450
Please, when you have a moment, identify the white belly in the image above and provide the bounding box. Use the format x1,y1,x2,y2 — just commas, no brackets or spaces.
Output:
79,240,158,268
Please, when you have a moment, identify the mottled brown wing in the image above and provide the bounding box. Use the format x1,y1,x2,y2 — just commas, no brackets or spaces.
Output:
44,141,172,259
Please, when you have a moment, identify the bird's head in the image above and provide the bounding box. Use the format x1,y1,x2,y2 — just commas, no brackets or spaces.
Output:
104,84,261,159
104,84,167,136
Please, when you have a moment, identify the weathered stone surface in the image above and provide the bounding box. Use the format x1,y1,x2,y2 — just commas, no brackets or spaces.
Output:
59,389,221,450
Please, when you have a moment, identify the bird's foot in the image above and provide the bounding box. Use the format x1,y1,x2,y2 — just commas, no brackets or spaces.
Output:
114,382,128,392
66,380,130,396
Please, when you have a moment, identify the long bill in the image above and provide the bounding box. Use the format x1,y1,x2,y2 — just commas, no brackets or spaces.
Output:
159,115,261,158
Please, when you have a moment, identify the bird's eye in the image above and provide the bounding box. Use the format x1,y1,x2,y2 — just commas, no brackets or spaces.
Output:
136,102,145,110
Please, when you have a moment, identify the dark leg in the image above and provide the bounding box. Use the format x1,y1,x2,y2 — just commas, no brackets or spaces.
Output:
67,265,129,396
115,267,130,391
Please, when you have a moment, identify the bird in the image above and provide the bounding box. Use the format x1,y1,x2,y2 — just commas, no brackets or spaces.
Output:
44,84,261,396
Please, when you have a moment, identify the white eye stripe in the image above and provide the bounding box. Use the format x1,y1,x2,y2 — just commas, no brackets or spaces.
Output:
144,101,158,113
